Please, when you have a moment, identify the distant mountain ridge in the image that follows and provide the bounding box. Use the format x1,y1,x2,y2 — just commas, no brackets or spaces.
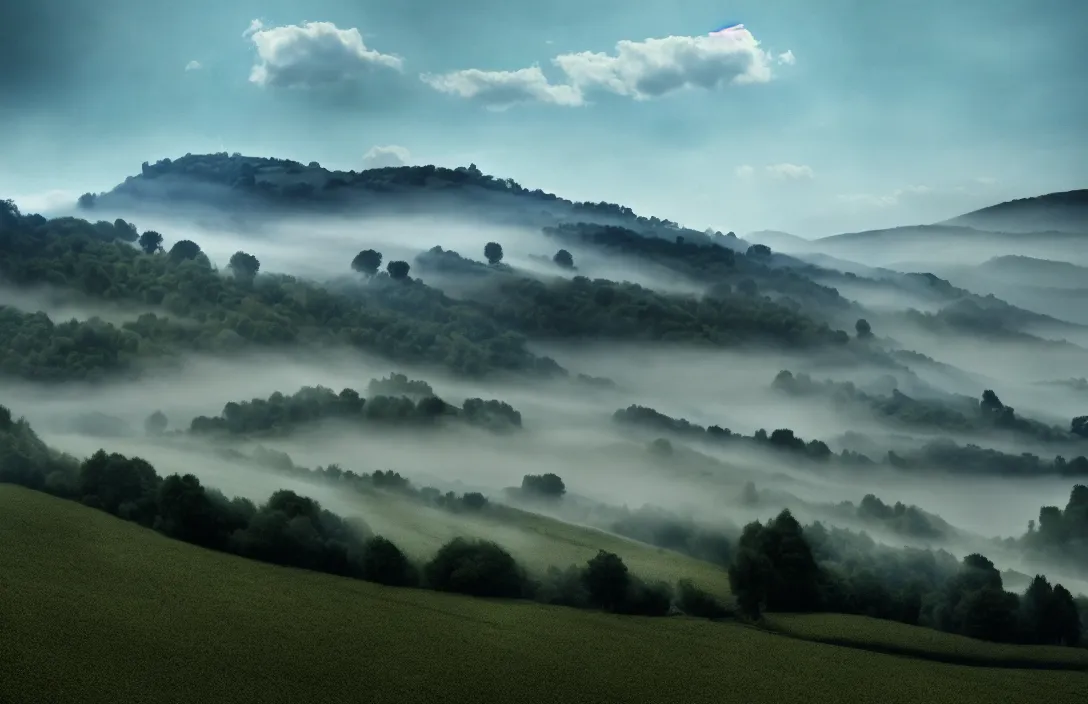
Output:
80,152,748,251
943,189,1088,234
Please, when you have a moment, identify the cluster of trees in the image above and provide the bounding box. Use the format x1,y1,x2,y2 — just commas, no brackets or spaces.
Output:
903,298,1078,343
773,371,1079,444
186,383,523,436
0,204,568,380
541,222,852,317
1022,485,1088,570
0,404,727,619
0,203,872,388
732,510,1082,646
92,154,722,246
612,404,833,461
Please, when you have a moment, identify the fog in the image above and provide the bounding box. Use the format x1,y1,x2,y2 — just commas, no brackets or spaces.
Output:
81,204,710,299
6,200,1088,604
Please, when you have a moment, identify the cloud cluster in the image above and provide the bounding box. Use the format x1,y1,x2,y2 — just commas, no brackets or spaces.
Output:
242,20,792,108
362,145,411,169
421,66,584,110
736,163,815,180
245,19,403,89
184,60,202,72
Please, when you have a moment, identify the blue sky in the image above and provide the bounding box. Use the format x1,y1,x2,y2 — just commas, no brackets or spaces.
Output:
2,0,1085,237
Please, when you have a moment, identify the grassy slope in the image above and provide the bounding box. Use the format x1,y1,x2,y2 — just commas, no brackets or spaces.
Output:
345,488,732,599
1,486,1085,704
767,614,1088,670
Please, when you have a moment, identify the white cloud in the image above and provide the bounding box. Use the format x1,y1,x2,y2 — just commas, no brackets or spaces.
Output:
420,66,584,110
184,60,202,72
245,20,403,89
362,145,411,169
422,28,791,107
765,163,814,180
735,163,814,181
553,30,782,100
975,176,998,185
837,185,933,208
777,50,796,66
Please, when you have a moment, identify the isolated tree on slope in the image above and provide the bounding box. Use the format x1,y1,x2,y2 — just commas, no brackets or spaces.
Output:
855,318,873,339
144,411,168,436
553,249,574,269
351,249,382,277
484,241,504,265
228,251,260,280
168,239,202,263
138,230,164,255
387,260,411,280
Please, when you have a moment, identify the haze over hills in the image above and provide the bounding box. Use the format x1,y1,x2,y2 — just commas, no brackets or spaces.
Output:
4,5,1088,700
943,190,1088,234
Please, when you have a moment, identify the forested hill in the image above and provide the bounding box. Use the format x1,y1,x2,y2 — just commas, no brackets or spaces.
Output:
78,153,745,250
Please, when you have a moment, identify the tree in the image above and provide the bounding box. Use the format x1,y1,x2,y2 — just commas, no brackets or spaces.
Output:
144,410,168,436
360,536,417,586
138,230,164,255
168,240,202,263
351,249,382,276
553,249,574,269
387,260,410,280
77,193,97,209
113,219,139,242
746,244,772,258
228,251,260,279
484,241,504,265
737,278,758,296
855,318,873,338
583,550,630,611
1072,416,1088,438
423,538,525,598
521,473,565,499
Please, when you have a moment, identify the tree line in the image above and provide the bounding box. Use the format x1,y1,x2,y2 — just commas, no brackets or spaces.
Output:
0,403,726,620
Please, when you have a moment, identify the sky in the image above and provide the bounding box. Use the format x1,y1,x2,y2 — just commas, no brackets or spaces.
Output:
2,0,1086,237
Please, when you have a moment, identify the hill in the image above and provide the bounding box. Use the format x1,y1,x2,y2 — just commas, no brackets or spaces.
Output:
2,484,1084,704
78,153,744,250
810,223,1088,269
944,190,1088,234
977,255,1088,289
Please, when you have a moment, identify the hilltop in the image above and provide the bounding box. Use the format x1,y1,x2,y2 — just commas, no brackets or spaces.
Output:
78,152,746,250
943,189,1088,234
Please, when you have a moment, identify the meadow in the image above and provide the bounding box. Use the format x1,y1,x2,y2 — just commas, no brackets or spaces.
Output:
766,613,1088,670
1,485,1084,704
341,487,733,599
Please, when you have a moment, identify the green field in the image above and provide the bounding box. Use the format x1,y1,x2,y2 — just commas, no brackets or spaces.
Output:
2,486,1085,704
346,487,732,599
766,613,1088,670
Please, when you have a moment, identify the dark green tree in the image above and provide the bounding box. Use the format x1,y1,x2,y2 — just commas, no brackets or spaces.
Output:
484,241,504,265
168,240,202,262
138,230,164,254
553,249,574,269
583,550,630,612
351,249,382,276
387,260,411,280
228,251,260,279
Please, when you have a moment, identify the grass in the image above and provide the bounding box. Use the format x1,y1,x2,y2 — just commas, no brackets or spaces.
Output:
765,613,1088,670
2,485,1086,704
345,487,733,599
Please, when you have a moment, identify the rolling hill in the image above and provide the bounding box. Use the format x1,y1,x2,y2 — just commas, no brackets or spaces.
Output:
943,190,1088,234
79,152,747,250
2,484,1084,704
